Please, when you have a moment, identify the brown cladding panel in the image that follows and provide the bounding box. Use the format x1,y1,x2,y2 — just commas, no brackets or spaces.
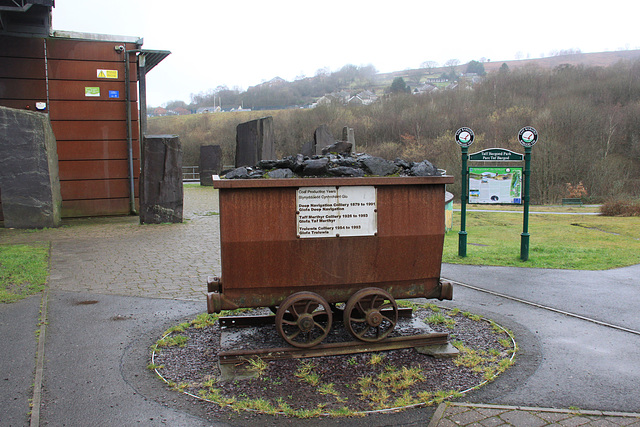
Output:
0,36,44,58
47,59,131,81
56,140,130,160
60,178,138,200
45,39,139,62
50,120,138,141
61,198,134,218
48,80,137,101
58,159,140,180
0,78,47,99
0,58,46,79
0,99,46,111
48,100,136,121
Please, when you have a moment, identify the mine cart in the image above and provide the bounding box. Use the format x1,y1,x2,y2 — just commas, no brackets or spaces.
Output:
207,176,454,348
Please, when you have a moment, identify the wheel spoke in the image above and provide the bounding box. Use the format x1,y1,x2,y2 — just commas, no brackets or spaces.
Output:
313,322,328,334
285,329,301,340
381,315,396,327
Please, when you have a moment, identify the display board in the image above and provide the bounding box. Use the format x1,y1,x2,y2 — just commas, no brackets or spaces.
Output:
468,167,522,204
296,186,377,238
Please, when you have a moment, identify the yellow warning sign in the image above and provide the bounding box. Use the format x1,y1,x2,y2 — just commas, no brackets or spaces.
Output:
97,69,118,79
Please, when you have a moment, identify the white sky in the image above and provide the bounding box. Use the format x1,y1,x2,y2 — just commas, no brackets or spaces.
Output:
52,0,639,107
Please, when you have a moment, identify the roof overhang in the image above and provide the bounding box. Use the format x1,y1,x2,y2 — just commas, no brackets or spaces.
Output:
138,49,171,74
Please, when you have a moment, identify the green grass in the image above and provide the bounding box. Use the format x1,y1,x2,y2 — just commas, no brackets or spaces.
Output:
0,243,49,303
444,211,640,269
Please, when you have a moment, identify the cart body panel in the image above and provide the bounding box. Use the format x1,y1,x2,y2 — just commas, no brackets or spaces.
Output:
208,176,454,312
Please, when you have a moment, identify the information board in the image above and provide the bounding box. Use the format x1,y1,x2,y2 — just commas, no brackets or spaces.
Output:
468,167,522,204
296,186,377,238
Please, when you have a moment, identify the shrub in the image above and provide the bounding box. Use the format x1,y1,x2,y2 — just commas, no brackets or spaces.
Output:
599,199,640,216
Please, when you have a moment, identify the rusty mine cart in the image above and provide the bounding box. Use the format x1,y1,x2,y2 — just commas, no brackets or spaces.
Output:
207,176,454,350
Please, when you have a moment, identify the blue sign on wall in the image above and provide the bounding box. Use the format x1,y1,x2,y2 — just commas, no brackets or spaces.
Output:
109,90,120,98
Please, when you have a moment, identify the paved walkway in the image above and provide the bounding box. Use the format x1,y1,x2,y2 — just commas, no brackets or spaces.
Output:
2,187,221,301
430,403,640,426
1,187,639,426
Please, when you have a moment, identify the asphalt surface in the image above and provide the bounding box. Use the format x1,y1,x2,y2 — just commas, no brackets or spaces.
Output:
1,188,639,426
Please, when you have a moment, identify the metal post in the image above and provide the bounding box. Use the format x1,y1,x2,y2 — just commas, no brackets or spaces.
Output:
520,146,532,260
124,49,137,215
458,146,468,257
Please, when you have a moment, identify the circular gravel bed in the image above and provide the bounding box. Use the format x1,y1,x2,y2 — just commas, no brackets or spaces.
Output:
150,302,516,418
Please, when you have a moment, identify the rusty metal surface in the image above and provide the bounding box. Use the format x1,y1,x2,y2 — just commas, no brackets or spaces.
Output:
211,177,453,312
218,333,449,364
218,308,414,328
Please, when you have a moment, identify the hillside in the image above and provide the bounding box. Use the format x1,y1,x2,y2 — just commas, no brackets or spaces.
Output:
376,49,640,81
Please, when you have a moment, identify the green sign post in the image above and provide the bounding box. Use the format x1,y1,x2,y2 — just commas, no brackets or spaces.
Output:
455,127,474,257
518,127,538,261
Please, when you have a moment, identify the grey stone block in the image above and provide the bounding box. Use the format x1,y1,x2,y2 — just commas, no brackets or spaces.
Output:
140,135,183,224
199,145,222,186
235,116,275,167
0,106,61,228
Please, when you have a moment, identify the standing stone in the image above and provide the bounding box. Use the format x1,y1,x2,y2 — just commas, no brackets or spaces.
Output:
314,124,335,155
300,139,315,157
235,116,275,167
342,126,355,152
199,145,222,186
0,106,61,228
140,135,183,224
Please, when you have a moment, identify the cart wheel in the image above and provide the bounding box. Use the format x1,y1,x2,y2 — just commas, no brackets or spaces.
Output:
275,292,333,348
344,287,398,342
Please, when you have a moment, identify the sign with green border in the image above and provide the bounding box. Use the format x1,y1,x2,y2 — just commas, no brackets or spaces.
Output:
85,87,100,97
469,148,524,161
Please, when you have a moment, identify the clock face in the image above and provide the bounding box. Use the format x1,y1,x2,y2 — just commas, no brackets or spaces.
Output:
455,127,474,146
518,127,538,146
522,131,535,143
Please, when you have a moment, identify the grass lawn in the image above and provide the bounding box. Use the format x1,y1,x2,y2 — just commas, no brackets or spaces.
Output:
443,211,640,270
0,243,50,303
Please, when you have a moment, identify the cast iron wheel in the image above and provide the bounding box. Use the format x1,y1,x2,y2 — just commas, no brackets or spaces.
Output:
275,292,333,348
344,287,398,342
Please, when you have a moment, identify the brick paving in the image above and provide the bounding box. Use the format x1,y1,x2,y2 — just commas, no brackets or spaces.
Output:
1,186,221,301
429,403,640,426
3,187,640,426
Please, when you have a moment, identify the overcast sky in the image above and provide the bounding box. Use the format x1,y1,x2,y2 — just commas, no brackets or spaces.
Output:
52,0,639,107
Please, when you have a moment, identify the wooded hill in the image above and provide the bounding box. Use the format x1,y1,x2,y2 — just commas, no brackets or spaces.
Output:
149,56,640,204
168,49,640,112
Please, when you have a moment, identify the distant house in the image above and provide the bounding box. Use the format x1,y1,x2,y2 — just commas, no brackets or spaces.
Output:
196,106,219,114
171,107,190,115
356,90,378,104
316,96,333,106
347,95,364,105
413,83,438,95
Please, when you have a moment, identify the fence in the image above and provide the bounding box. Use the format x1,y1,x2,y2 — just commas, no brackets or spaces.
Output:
182,166,199,182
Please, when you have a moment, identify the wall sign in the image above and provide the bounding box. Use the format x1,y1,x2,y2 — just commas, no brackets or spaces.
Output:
109,90,120,98
296,186,377,238
85,87,100,97
97,69,118,79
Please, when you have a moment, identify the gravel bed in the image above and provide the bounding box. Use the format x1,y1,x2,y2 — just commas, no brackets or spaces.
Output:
151,305,515,418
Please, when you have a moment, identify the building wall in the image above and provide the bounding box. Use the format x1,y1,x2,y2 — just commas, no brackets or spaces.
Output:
0,34,140,218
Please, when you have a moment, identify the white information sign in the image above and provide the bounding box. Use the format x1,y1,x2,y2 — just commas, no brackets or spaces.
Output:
296,186,377,238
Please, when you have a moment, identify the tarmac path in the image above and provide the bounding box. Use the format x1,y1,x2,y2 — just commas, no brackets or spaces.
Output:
1,187,639,426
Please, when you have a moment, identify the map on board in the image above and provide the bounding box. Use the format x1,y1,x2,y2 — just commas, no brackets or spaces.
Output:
468,167,522,204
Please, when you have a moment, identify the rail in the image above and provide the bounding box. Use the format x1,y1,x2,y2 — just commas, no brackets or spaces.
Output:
182,166,199,182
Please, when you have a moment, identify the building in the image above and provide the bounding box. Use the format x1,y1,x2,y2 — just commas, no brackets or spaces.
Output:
0,1,169,220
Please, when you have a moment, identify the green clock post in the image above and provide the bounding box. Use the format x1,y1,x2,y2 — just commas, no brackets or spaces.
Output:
518,127,538,261
455,127,474,257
